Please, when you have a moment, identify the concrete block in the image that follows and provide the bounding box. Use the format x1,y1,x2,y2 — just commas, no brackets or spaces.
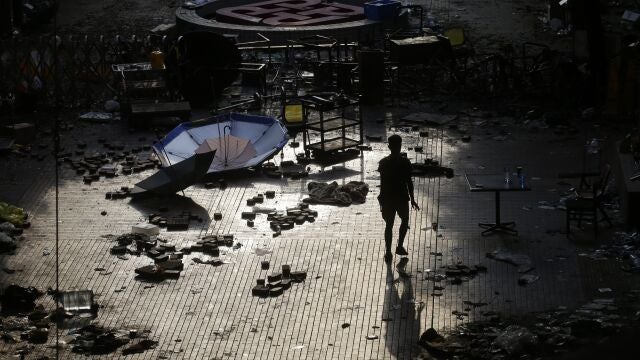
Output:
131,223,160,238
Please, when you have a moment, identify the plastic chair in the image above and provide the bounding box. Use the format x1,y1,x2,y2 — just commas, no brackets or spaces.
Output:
566,163,613,238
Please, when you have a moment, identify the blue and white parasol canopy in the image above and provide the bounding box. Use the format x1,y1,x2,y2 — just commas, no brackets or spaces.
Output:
153,113,289,173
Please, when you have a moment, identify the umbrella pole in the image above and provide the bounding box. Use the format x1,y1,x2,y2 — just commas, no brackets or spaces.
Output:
224,125,231,167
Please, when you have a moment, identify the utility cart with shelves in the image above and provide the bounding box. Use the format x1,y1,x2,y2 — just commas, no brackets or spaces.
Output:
300,94,363,155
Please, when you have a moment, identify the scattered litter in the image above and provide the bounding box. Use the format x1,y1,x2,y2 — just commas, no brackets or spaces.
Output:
69,325,152,355
122,340,158,355
78,111,114,123
254,248,273,256
365,335,379,340
494,325,538,355
517,274,540,286
59,290,95,313
487,249,534,273
304,181,369,206
192,258,223,266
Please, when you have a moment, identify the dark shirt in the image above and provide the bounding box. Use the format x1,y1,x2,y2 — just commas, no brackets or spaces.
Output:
378,154,412,202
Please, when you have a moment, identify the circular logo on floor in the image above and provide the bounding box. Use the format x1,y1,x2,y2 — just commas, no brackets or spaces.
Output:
216,0,364,26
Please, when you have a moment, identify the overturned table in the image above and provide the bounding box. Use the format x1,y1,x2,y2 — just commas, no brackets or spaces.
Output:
465,173,531,236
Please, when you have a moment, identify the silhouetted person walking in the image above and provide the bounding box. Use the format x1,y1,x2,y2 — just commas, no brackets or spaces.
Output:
378,134,419,263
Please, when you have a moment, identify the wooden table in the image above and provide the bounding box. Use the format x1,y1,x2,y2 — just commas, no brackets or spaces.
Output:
465,173,531,236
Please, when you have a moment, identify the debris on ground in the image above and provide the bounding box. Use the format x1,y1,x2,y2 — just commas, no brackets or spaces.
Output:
192,257,224,266
579,232,640,273
1,285,42,314
411,161,454,178
122,339,158,355
517,274,540,286
182,234,236,256
494,325,538,355
58,290,97,314
68,325,153,355
146,211,202,230
486,249,534,273
443,263,487,284
135,263,182,280
61,147,159,185
0,202,27,227
262,162,309,179
78,111,115,123
419,290,640,360
252,265,307,298
304,181,369,206
267,203,318,235
103,232,190,280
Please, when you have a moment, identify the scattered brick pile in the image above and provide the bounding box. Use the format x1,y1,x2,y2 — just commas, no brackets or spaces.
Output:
267,204,318,237
252,265,307,297
58,139,160,185
183,234,236,267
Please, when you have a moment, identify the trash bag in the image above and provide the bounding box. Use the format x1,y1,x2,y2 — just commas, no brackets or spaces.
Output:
493,325,538,355
305,181,369,206
0,202,26,227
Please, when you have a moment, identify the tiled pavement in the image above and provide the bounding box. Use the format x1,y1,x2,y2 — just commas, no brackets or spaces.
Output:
1,102,638,359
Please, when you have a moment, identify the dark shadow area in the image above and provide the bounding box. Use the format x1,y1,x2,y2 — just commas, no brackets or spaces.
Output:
384,259,424,358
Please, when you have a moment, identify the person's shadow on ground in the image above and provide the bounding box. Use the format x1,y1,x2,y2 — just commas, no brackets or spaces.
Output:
383,258,426,359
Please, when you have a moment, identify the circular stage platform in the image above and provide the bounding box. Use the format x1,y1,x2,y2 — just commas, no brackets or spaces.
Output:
176,0,381,44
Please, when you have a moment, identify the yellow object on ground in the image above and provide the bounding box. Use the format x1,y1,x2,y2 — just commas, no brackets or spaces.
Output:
0,202,25,226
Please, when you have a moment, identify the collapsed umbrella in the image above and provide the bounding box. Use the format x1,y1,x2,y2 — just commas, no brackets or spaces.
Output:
153,113,289,174
200,135,258,169
130,141,216,196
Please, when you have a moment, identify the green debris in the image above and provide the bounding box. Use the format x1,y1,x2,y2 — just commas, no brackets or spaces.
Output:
0,202,26,227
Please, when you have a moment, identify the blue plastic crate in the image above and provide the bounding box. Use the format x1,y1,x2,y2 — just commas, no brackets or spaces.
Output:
364,0,401,21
